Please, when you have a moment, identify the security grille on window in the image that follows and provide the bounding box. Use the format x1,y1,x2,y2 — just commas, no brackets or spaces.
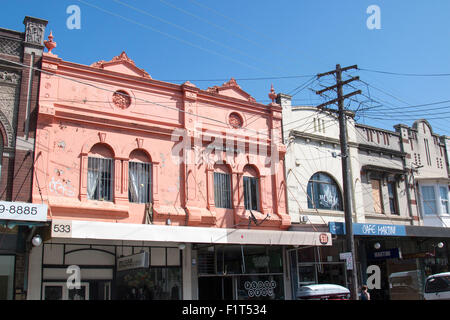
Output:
87,157,113,201
243,176,259,211
129,161,152,203
214,172,231,209
307,173,342,211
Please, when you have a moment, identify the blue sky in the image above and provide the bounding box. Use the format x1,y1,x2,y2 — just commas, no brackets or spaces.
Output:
2,0,450,135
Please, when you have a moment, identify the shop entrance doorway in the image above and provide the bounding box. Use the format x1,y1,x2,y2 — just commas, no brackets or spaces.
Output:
198,276,233,300
42,280,111,300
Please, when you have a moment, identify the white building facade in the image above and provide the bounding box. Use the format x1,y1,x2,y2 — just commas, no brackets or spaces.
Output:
279,93,450,300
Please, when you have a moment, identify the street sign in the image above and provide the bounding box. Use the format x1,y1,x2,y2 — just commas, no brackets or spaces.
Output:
339,252,354,270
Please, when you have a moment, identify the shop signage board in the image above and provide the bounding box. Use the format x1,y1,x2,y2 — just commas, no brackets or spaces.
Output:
117,252,149,271
329,222,407,237
367,248,402,260
0,201,48,222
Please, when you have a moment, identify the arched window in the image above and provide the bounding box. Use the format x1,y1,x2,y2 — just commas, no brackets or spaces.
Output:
87,144,114,202
243,165,260,211
307,172,342,211
213,164,232,209
128,149,152,203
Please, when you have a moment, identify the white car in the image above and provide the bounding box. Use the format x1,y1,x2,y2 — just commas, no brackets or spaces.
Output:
296,284,350,300
424,272,450,300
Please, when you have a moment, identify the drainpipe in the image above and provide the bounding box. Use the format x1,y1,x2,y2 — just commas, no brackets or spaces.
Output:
24,52,35,140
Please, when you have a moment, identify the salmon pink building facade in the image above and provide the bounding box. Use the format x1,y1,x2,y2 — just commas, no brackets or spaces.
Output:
26,38,331,300
33,50,291,229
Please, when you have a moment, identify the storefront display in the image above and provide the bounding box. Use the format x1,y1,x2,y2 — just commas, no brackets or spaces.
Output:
289,242,348,299
0,255,15,300
38,241,182,300
116,267,182,300
197,245,285,300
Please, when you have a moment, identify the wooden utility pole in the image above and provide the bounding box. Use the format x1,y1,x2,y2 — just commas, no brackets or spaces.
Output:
316,64,361,300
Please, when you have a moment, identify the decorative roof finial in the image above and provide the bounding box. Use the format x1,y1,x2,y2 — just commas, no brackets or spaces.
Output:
44,31,57,53
269,84,277,103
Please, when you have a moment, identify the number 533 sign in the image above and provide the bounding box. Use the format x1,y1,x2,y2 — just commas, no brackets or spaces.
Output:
52,220,73,238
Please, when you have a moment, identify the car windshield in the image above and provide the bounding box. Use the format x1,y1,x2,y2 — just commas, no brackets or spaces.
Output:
425,276,450,293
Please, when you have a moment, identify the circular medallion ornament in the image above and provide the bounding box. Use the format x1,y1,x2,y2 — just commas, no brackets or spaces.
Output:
112,90,131,109
229,112,243,129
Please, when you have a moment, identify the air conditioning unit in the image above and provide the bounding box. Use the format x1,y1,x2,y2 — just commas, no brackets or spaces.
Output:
300,216,309,223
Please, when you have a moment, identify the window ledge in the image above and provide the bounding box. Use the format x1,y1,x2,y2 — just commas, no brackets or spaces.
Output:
44,196,129,218
364,213,412,222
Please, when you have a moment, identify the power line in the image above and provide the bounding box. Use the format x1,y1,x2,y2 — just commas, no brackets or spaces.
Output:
359,67,450,77
76,0,268,74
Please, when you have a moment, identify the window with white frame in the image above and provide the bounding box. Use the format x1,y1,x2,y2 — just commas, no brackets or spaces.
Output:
87,144,114,202
421,186,437,215
420,184,449,216
128,149,152,204
440,186,449,214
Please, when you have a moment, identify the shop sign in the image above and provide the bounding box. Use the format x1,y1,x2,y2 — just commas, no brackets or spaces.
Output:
402,252,433,259
244,280,276,298
329,222,407,237
368,248,402,260
252,256,269,268
0,201,48,222
339,252,354,270
319,233,329,245
117,252,149,272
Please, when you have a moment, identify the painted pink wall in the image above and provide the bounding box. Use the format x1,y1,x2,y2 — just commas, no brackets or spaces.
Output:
33,52,290,230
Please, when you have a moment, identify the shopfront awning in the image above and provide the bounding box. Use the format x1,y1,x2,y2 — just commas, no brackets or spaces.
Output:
50,219,332,246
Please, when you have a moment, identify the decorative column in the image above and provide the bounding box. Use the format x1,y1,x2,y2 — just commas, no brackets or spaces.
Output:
152,162,160,209
114,157,128,205
206,165,215,212
79,152,88,202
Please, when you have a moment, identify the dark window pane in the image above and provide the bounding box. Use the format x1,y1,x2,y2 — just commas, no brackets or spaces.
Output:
244,176,259,211
307,173,342,211
214,172,231,209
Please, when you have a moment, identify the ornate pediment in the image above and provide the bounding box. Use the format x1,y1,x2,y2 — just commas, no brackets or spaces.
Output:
207,78,256,102
90,51,151,79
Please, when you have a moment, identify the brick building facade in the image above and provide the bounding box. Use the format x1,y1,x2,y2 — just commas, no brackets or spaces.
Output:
0,16,48,300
